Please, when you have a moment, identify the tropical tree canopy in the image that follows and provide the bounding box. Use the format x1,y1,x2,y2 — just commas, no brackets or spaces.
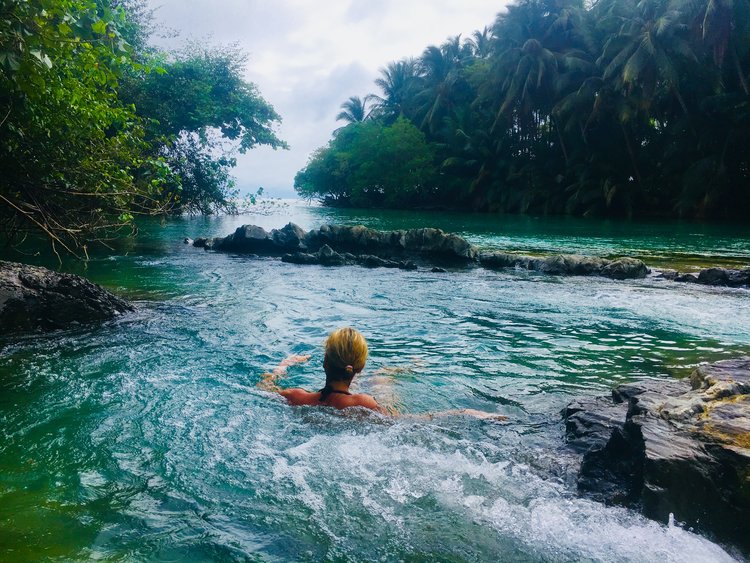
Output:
297,0,750,219
0,0,285,256
295,118,435,208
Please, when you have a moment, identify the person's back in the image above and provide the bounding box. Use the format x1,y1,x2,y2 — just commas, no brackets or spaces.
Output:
258,327,383,413
281,388,381,411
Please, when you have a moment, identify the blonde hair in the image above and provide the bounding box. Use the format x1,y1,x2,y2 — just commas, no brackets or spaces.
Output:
324,327,368,378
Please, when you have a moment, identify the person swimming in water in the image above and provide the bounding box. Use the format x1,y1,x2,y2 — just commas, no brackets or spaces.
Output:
259,327,383,411
258,327,506,420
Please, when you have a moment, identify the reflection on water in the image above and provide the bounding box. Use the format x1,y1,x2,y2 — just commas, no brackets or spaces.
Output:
1,201,749,560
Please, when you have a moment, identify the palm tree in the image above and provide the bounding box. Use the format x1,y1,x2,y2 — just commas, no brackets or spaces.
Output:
598,0,697,119
335,95,371,124
675,0,750,94
467,27,493,58
369,58,422,121
417,36,475,132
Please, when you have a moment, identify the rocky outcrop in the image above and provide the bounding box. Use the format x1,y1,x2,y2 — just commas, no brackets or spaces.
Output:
196,223,749,287
479,251,649,280
195,223,656,280
196,223,477,263
563,358,750,552
657,266,750,288
0,260,132,333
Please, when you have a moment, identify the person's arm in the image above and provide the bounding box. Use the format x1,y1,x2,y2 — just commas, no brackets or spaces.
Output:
257,354,310,393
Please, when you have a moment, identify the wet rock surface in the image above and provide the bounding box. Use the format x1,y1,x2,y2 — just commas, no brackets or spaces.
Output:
479,251,649,279
656,266,750,287
0,260,132,333
197,224,750,287
563,358,750,552
201,222,477,263
196,223,659,280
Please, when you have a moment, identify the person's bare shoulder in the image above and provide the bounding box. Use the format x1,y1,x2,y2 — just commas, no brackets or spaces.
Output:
349,393,384,413
280,388,318,406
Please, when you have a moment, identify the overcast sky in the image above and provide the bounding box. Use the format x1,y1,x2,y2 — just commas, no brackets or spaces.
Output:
147,1,505,198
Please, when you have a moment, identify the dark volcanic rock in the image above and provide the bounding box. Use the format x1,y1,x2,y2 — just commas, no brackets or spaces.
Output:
304,223,477,262
317,244,347,266
0,260,132,333
697,266,750,287
201,222,477,264
479,251,649,280
563,358,750,552
196,222,750,288
675,272,699,283
271,222,307,252
659,266,750,288
698,267,730,286
280,247,419,270
200,222,750,285
215,225,278,254
600,258,649,280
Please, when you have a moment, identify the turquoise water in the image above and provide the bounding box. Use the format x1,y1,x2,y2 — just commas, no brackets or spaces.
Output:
1,202,749,561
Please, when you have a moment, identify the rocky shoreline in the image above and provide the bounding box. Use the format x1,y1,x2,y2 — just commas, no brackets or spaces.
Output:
0,260,132,334
563,358,750,553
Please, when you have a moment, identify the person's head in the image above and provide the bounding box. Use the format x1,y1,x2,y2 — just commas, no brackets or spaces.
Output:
323,327,368,384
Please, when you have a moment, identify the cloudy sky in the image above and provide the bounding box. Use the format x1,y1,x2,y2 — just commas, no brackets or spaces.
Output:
147,1,505,197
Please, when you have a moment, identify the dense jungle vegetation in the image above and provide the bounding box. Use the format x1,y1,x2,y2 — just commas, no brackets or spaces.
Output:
0,0,285,256
295,0,750,219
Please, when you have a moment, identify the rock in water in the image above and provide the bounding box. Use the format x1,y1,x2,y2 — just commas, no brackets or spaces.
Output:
203,222,478,263
563,358,750,552
0,260,132,333
479,252,649,280
198,222,663,280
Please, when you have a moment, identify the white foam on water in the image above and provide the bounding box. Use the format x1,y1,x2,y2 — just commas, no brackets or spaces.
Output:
251,418,738,562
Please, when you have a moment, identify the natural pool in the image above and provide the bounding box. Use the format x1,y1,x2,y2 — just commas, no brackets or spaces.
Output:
2,202,750,561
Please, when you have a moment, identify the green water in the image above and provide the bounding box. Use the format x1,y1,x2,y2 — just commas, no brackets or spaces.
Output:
1,202,749,561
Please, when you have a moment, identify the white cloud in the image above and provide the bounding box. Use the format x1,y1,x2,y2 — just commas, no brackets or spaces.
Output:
147,0,506,197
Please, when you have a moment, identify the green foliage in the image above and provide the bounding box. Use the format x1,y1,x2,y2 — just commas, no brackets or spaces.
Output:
0,0,162,256
295,118,435,207
0,0,286,255
300,0,750,218
121,43,287,214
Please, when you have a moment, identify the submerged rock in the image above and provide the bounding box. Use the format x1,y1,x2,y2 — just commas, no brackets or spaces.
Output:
479,251,649,280
0,260,132,333
563,358,750,552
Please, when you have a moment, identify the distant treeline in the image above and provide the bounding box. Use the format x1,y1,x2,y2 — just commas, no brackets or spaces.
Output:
0,0,285,256
296,0,750,219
